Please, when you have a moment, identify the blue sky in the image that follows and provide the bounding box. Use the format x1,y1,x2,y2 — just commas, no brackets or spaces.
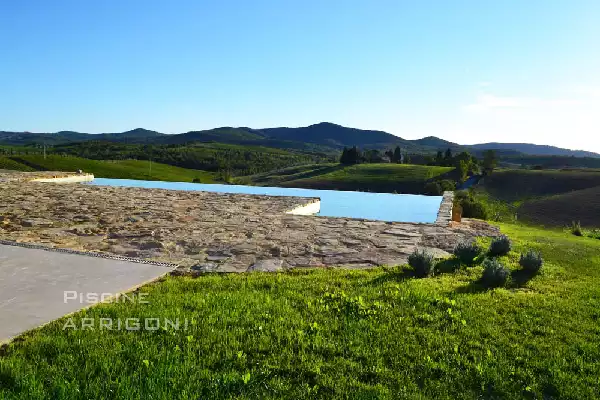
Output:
1,0,599,151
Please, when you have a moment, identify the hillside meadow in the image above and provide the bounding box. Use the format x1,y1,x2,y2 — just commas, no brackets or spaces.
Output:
0,223,598,399
0,155,216,183
238,163,454,193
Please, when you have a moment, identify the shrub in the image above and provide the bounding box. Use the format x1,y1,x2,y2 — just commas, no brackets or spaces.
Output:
461,200,488,219
481,258,510,287
570,221,583,237
453,240,482,265
424,182,442,196
488,235,512,256
438,179,456,192
587,229,600,240
408,249,435,278
519,250,543,273
454,190,488,220
192,178,201,183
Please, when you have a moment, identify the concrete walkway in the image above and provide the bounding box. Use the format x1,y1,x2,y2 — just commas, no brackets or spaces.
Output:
0,244,172,343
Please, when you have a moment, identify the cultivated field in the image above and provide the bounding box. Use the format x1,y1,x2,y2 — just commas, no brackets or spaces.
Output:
478,169,600,228
482,169,600,201
518,186,600,227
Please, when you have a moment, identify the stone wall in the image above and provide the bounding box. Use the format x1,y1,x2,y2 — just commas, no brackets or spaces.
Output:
435,191,454,226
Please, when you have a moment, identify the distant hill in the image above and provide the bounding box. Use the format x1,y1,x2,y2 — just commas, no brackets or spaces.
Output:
468,142,598,158
261,122,412,149
1,123,598,158
0,128,165,145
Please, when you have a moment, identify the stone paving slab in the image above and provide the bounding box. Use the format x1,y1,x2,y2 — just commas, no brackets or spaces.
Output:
0,244,172,343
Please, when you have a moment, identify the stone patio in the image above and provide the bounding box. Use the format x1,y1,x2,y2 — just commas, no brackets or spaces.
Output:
0,171,499,273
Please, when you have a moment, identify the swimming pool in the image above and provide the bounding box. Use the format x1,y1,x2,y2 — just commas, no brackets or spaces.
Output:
88,178,443,223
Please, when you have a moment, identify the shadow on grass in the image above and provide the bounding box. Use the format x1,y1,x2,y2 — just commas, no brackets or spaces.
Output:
435,258,461,274
510,269,538,287
255,164,346,184
455,268,540,294
371,257,464,286
455,280,489,294
369,266,416,285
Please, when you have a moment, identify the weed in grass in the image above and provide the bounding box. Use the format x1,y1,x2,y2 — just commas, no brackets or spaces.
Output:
570,221,583,237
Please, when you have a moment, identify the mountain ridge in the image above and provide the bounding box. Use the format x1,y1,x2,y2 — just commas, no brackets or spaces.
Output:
1,123,598,158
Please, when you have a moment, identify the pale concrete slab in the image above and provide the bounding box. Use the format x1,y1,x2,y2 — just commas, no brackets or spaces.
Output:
0,244,172,342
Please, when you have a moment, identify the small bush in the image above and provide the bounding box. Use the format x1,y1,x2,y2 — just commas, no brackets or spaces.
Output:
519,250,543,273
438,179,456,192
488,235,512,256
481,258,510,287
453,240,482,265
454,190,488,220
587,229,600,240
424,182,442,196
408,249,435,278
570,221,583,237
461,200,488,219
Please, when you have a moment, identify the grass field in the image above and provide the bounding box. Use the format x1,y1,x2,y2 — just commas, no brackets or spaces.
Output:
0,156,35,172
239,163,454,193
2,155,216,183
1,223,599,399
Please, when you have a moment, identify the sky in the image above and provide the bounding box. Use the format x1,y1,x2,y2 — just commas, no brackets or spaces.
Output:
1,0,599,152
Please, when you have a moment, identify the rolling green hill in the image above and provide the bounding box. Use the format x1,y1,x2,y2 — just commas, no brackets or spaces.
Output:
238,163,454,193
5,155,216,183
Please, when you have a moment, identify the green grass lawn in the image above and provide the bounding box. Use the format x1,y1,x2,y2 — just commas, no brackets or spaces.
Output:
239,163,454,193
4,155,216,183
1,223,598,399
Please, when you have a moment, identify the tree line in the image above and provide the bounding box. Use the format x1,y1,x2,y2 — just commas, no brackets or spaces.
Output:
340,145,497,182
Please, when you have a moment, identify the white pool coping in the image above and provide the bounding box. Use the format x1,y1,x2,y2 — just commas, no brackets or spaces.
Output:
286,200,321,215
31,174,95,183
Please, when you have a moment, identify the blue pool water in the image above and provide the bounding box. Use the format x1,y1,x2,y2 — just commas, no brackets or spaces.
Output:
88,178,442,223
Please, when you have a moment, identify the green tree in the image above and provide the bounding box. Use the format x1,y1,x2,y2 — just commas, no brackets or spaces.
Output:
435,150,444,165
393,146,402,163
458,160,469,183
340,147,349,164
444,148,453,162
483,150,497,175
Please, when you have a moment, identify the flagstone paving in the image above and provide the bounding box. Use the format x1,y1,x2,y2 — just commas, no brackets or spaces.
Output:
0,173,499,274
